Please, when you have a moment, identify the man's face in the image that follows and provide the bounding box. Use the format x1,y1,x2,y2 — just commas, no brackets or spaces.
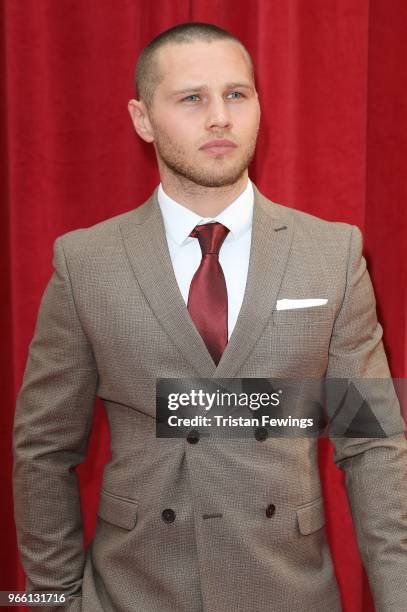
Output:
140,40,261,188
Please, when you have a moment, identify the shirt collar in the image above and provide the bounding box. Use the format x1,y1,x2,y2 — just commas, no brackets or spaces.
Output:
157,177,254,246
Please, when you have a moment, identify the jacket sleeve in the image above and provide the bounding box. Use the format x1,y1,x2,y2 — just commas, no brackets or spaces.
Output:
326,225,407,612
12,235,98,611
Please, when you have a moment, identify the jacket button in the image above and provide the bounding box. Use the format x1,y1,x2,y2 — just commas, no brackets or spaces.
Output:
266,504,276,518
254,426,268,441
161,508,176,523
186,429,200,444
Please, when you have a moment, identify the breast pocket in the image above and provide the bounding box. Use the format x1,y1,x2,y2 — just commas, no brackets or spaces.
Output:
272,305,334,326
264,306,334,376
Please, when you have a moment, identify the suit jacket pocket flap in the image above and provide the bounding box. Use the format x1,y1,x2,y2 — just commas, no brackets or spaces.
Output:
296,497,325,535
97,489,138,530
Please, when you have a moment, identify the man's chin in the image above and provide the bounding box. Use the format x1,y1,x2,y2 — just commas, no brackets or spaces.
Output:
195,178,242,188
187,168,248,188
158,153,249,188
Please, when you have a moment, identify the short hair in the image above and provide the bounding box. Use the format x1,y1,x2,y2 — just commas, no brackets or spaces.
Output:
135,22,254,112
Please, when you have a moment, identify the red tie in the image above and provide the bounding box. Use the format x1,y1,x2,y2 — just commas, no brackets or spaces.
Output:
187,222,230,365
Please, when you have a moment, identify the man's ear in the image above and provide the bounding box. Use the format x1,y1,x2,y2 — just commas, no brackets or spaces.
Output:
127,99,155,143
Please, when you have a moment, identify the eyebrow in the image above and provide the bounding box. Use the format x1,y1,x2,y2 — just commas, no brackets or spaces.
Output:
170,82,254,96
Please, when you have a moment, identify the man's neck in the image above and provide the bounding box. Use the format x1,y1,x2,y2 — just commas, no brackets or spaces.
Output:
159,172,249,218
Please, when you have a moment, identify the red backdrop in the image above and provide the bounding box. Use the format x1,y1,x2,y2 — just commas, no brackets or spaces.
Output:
1,1,406,611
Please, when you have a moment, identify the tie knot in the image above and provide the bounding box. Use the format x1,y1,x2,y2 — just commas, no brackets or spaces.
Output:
189,222,230,256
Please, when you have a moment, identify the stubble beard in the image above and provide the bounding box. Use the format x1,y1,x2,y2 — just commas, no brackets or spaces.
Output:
152,128,259,189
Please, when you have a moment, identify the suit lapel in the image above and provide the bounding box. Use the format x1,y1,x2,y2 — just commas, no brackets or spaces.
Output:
119,183,294,378
120,186,217,377
214,184,294,377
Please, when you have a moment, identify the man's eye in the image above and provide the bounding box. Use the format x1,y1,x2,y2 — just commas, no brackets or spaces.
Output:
183,94,200,102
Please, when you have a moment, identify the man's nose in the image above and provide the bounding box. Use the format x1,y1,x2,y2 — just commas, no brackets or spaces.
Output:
205,96,232,129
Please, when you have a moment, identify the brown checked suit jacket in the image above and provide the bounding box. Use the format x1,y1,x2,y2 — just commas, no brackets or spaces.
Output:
12,183,407,612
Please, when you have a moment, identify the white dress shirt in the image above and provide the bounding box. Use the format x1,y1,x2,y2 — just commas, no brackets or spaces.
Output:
157,178,254,340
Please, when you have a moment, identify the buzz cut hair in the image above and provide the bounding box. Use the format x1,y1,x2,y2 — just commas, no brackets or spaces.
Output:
135,22,254,113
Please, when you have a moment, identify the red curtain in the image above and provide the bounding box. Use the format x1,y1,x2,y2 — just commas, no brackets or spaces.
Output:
1,1,406,611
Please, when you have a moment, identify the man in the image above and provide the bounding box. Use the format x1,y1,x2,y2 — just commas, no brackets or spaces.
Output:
13,22,406,612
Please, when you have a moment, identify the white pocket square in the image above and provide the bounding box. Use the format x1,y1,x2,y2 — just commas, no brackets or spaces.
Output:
276,298,328,311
